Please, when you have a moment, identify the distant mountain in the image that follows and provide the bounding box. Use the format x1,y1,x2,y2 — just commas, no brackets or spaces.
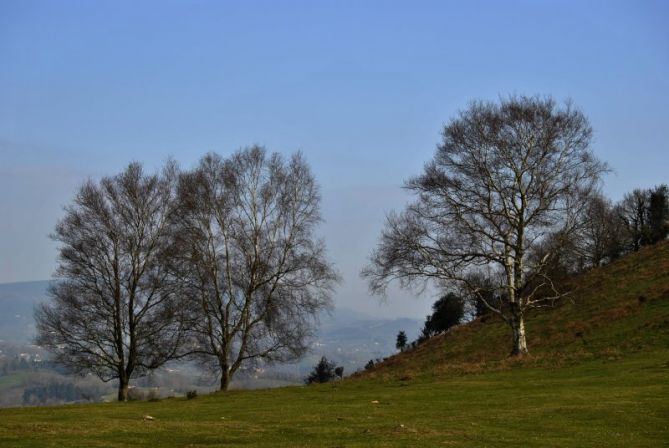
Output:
0,280,52,343
317,308,422,359
0,280,423,390
262,307,423,379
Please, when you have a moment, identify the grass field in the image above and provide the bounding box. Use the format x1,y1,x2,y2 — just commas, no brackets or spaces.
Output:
0,351,667,447
1,242,668,447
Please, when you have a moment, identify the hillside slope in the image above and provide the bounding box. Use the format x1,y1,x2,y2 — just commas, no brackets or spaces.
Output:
360,240,669,380
0,243,667,447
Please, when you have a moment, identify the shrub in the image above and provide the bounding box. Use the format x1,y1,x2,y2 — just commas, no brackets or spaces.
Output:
396,331,407,351
420,293,465,339
186,390,198,400
305,356,336,384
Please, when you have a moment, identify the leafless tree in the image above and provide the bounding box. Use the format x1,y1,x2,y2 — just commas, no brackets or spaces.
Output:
616,189,650,252
173,147,338,390
362,96,608,356
35,162,187,401
573,193,624,267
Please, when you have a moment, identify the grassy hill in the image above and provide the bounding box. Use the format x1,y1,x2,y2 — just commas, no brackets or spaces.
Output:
1,243,668,447
360,240,669,380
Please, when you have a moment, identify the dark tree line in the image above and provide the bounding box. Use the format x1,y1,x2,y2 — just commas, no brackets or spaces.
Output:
531,184,668,279
419,293,465,341
36,147,338,400
615,185,668,253
395,292,465,351
23,383,88,405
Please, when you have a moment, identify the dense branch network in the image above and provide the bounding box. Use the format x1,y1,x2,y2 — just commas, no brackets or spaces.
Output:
363,96,608,355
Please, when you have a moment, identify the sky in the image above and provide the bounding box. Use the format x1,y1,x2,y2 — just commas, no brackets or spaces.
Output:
0,0,668,319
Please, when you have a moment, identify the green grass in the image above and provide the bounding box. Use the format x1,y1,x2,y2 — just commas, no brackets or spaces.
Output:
1,242,668,447
0,352,667,447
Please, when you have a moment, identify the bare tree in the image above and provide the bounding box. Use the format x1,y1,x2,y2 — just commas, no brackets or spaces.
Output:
173,147,338,390
363,96,608,356
616,189,650,252
574,193,624,267
35,162,187,401
615,185,669,251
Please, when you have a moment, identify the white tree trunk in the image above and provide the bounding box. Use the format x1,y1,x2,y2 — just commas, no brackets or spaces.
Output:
510,313,528,356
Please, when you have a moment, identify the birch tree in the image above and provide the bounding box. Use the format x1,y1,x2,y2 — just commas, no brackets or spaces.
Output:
362,96,608,356
35,162,187,401
173,147,338,390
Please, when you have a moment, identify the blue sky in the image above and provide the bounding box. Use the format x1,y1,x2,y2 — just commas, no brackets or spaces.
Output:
1,0,667,318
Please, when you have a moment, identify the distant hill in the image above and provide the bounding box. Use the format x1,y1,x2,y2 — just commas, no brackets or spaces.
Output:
0,278,422,406
0,279,421,362
0,280,51,343
272,308,423,379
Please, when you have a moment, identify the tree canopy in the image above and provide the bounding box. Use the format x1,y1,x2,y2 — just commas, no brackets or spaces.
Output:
35,163,187,401
172,147,339,390
363,96,608,355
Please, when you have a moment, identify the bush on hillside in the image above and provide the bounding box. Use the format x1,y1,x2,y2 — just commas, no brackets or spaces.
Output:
305,356,336,384
418,293,465,342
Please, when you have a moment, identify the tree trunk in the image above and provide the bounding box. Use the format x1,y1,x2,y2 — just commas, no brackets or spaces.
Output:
220,368,231,391
510,313,528,356
118,378,129,402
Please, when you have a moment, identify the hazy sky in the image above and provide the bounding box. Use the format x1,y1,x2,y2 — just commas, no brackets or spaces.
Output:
1,0,668,318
